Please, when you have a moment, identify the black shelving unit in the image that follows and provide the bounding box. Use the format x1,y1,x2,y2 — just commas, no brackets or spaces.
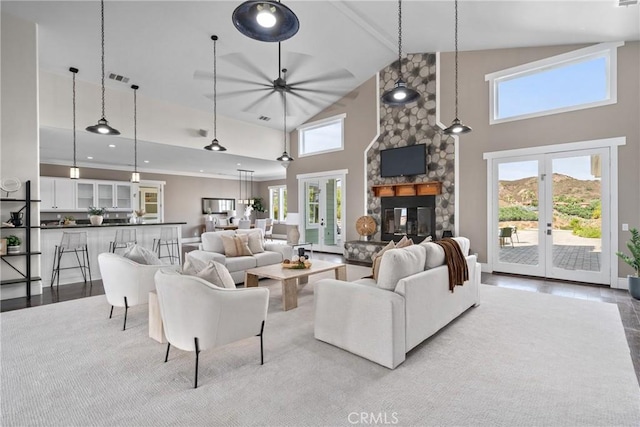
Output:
1,180,41,299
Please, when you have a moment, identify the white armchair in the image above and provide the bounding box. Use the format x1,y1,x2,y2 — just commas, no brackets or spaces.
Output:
154,269,269,388
97,252,168,331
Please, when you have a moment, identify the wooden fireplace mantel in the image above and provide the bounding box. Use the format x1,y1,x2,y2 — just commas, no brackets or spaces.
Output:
372,182,442,197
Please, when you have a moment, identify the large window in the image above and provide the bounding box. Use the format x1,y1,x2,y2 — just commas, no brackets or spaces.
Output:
297,114,345,157
485,42,622,124
269,186,287,222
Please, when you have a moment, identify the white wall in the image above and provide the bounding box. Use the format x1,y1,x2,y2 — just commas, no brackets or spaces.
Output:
39,71,283,161
1,12,42,299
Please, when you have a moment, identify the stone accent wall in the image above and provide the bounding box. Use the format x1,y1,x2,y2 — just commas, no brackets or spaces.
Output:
366,53,455,240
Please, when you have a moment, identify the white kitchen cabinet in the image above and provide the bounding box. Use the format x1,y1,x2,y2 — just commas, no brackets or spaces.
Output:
76,181,95,210
40,177,76,211
97,183,115,209
96,182,132,211
115,184,132,210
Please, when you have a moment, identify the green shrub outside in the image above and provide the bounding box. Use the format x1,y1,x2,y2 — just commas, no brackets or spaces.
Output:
498,206,538,222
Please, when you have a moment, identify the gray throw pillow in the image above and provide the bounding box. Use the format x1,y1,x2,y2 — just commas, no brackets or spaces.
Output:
123,244,162,265
196,261,236,289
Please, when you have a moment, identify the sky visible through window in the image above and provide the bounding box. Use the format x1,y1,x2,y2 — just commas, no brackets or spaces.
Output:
498,56,607,119
499,156,600,182
301,121,342,154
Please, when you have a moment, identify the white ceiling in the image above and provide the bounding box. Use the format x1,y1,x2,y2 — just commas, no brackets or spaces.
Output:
3,0,639,178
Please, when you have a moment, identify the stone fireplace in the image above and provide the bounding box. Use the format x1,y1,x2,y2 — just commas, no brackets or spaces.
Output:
366,52,455,241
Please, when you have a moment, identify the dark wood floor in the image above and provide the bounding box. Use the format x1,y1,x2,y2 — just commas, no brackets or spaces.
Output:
2,252,638,384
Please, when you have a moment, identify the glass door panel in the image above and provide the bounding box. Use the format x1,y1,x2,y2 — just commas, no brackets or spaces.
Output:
97,183,114,209
545,149,609,284
493,158,545,277
300,175,345,254
76,182,95,210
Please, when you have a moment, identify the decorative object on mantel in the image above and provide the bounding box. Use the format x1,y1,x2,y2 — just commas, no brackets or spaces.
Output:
88,206,106,226
372,182,442,197
355,216,376,241
69,67,80,179
130,84,141,183
86,0,120,136
232,0,299,43
6,235,21,254
381,0,420,106
616,227,640,299
204,35,227,152
443,0,472,135
0,177,21,198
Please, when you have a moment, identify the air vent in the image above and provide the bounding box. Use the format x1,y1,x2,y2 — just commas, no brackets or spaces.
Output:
619,0,637,6
108,72,130,84
258,116,271,121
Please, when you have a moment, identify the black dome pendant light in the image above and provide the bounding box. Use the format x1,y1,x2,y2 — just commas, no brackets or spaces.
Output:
86,0,120,135
276,91,293,166
130,85,141,183
204,35,227,152
381,0,420,107
443,0,472,135
69,67,80,179
233,1,299,43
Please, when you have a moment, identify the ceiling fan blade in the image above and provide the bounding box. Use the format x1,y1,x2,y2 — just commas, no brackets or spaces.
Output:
290,68,355,87
220,52,273,85
287,89,328,110
204,87,272,101
194,70,272,87
242,89,276,114
285,92,310,116
281,52,313,81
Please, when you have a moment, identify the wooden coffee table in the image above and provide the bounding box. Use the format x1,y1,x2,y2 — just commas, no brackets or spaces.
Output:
245,260,347,311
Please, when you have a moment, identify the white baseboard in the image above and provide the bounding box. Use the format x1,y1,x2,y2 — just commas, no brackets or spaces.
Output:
615,277,629,290
480,263,492,273
181,236,201,244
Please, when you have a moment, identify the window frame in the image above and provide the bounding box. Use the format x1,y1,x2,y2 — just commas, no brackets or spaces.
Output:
297,113,346,158
485,42,623,125
268,185,287,222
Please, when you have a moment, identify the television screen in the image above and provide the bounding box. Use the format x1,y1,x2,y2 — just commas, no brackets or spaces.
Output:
380,144,426,177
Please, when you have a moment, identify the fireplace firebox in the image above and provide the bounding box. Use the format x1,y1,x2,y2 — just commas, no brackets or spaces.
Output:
381,196,436,243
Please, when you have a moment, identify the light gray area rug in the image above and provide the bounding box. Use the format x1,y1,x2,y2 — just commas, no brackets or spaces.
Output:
2,266,639,427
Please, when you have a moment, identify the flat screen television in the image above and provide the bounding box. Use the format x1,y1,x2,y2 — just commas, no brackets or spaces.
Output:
380,144,426,177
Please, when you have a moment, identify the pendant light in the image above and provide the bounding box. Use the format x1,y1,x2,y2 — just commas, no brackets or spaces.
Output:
443,0,472,135
69,67,80,179
86,0,120,135
381,0,420,107
276,91,293,165
131,85,140,183
233,1,299,43
204,35,227,152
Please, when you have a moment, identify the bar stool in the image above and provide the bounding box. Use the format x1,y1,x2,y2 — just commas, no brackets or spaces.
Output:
109,229,137,253
153,227,180,265
50,231,93,288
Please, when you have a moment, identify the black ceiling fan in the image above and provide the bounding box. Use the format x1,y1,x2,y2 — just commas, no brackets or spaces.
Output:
194,42,356,117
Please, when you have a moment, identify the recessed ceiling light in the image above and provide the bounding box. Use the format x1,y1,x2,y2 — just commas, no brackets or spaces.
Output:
87,156,93,160
199,170,204,173
237,163,241,166
108,144,116,148
143,160,150,163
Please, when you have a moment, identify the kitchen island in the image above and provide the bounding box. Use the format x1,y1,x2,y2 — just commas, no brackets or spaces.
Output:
41,222,185,287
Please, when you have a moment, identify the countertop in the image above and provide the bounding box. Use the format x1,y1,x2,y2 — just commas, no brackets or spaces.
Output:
40,222,186,230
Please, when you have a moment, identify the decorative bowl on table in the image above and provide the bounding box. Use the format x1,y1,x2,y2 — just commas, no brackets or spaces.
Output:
282,255,312,269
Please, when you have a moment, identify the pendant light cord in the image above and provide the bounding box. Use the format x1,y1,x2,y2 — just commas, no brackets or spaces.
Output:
283,92,287,152
133,87,138,173
213,36,217,140
454,0,459,119
72,70,77,168
397,0,402,76
100,0,106,119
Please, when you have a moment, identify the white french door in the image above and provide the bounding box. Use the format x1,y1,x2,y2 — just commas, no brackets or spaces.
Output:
491,148,611,285
298,171,346,254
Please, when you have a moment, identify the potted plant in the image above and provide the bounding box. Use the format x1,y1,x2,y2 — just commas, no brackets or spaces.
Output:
6,235,21,253
616,227,640,300
88,207,106,226
63,215,76,225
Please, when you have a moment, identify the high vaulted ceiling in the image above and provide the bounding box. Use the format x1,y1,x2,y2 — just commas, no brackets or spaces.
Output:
3,1,639,178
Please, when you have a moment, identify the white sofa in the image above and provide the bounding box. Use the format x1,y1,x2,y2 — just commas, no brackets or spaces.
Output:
314,238,480,369
187,230,292,284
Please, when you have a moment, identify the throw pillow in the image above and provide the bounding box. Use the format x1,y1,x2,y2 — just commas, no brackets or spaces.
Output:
396,236,414,248
376,245,427,291
420,237,470,269
221,234,253,257
182,253,208,275
196,261,236,289
123,244,162,265
371,240,396,280
241,230,265,254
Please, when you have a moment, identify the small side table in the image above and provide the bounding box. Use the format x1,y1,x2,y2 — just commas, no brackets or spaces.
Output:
148,291,166,343
291,242,313,258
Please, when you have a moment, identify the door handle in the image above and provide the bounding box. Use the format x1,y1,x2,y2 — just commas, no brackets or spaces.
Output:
547,229,552,235
320,219,325,226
